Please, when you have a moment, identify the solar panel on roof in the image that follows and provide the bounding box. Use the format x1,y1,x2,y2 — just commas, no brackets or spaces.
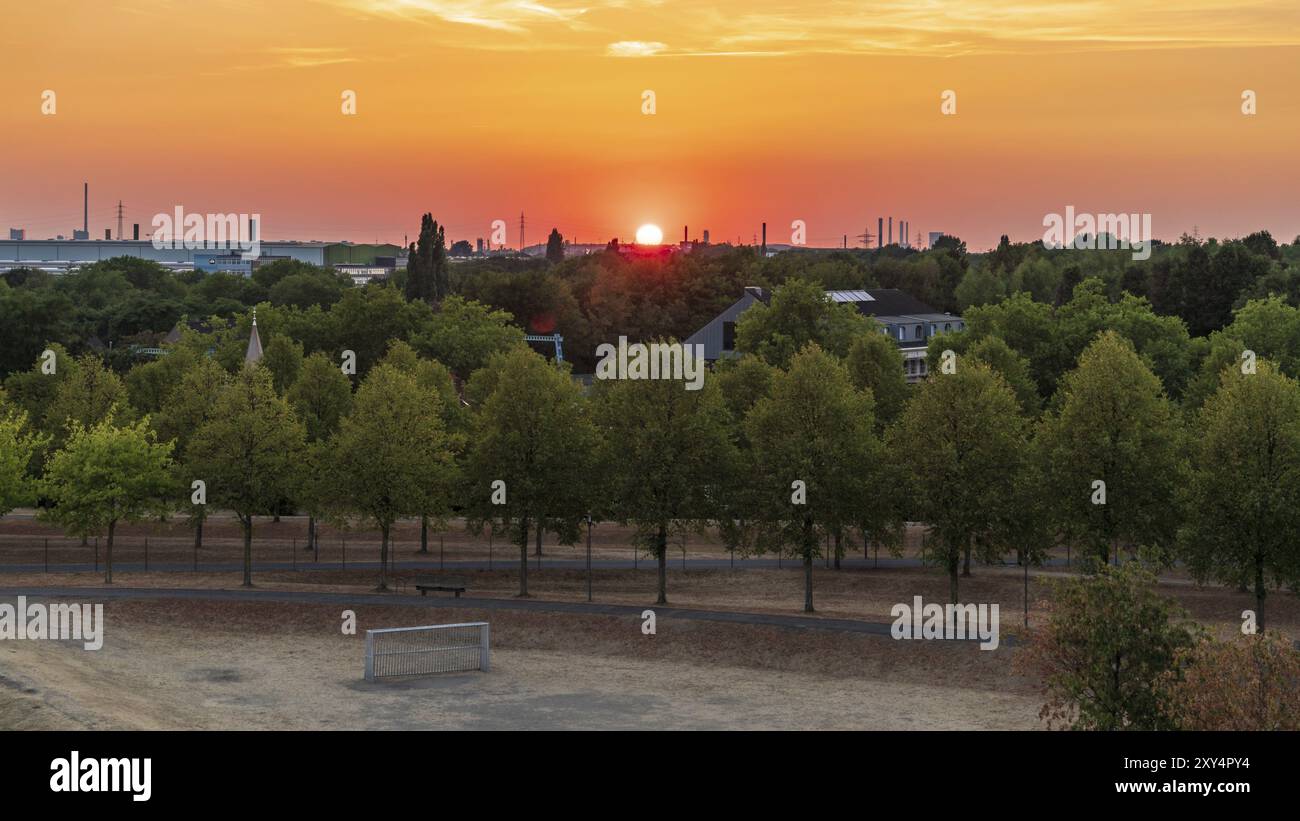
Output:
826,290,874,303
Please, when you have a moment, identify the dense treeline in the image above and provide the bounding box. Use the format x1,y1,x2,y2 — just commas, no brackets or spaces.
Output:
4,274,1300,626
7,227,1297,380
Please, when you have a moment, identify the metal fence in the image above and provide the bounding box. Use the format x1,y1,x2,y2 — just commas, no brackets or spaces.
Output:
364,622,490,681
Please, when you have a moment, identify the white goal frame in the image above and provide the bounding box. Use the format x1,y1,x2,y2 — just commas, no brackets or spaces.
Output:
364,622,490,681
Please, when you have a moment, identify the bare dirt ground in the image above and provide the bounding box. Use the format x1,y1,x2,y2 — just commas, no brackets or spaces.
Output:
0,598,1041,730
4,514,1294,730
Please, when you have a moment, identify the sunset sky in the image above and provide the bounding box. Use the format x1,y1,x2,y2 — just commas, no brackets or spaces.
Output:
1,0,1298,250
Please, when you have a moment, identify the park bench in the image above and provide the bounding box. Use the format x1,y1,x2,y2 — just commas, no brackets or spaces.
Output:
414,577,467,598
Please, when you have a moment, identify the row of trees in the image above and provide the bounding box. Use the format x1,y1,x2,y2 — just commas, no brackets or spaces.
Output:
4,299,1299,620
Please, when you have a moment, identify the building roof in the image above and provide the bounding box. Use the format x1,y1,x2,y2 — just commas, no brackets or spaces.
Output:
744,285,944,318
244,313,263,366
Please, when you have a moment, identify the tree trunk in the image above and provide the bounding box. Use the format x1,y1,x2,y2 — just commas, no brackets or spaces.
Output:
803,553,814,613
306,516,315,552
833,530,841,571
377,524,389,591
802,516,815,613
105,519,116,584
1255,550,1266,632
242,517,253,587
656,523,668,605
949,543,960,604
517,517,530,597
962,537,972,577
535,521,543,557
419,515,429,554
195,517,203,552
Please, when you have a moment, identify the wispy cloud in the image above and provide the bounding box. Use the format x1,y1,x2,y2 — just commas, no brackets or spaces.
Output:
338,0,591,32
202,46,362,76
330,0,1300,56
606,40,667,57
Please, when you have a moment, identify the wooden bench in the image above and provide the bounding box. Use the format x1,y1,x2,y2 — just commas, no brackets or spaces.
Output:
414,578,467,598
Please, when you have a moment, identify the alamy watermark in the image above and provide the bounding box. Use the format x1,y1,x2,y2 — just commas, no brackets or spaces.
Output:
595,336,705,390
1043,205,1151,261
152,206,261,260
0,596,103,650
890,595,1000,650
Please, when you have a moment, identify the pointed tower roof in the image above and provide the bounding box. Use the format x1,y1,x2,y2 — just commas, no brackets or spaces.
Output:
244,308,263,367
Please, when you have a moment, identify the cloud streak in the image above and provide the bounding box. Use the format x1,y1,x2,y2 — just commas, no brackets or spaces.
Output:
333,0,1300,56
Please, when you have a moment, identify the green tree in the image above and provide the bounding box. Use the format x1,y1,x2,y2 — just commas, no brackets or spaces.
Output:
186,367,306,586
964,335,1040,416
153,356,232,553
43,353,130,448
39,414,174,583
377,341,468,553
953,264,1006,310
0,403,45,516
891,361,1026,601
1181,362,1300,630
545,228,565,264
734,279,871,368
594,365,737,604
463,348,596,597
261,333,304,394
405,214,448,302
1024,563,1200,730
287,353,354,444
1054,278,1194,400
844,332,908,429
745,345,883,612
287,351,354,555
410,295,522,378
1036,331,1184,566
318,365,456,590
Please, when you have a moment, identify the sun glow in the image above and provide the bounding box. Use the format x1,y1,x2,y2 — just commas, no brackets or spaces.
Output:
635,224,664,245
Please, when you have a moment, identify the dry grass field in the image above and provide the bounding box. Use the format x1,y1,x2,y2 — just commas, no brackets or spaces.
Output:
2,514,1295,730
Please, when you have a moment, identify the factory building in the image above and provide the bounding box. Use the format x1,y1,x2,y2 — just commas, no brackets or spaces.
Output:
0,239,403,274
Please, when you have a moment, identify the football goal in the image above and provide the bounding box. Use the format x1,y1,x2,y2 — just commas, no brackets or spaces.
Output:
364,622,490,681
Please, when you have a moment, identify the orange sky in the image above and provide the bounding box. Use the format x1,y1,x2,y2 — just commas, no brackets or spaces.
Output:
1,0,1298,250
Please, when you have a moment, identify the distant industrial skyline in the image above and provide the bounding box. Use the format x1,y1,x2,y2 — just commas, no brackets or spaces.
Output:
2,2,1298,251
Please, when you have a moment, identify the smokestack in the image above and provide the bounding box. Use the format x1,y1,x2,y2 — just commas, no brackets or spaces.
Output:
888,217,893,245
133,223,139,241
877,218,883,249
83,182,88,234
703,229,710,244
760,222,766,256
684,225,688,243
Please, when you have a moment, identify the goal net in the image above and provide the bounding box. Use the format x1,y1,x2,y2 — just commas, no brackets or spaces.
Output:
364,622,490,681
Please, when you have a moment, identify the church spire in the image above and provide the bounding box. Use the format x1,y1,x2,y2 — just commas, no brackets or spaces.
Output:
244,307,263,367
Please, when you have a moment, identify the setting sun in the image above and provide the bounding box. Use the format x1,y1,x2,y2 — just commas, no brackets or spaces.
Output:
635,224,664,245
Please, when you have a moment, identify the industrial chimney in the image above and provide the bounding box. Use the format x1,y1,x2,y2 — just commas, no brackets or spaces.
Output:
133,223,140,241
760,222,766,256
83,182,88,236
877,218,883,250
